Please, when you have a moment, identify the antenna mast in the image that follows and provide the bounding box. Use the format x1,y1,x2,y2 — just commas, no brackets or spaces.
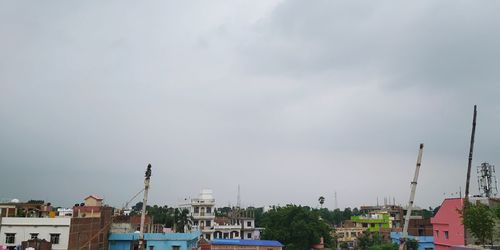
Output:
237,184,241,208
465,105,477,201
139,164,152,250
400,143,424,250
464,105,477,246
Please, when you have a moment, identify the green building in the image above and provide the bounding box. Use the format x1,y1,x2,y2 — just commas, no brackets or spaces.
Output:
351,213,391,232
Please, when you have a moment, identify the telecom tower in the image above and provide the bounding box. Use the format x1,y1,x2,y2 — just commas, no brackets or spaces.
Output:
477,162,498,198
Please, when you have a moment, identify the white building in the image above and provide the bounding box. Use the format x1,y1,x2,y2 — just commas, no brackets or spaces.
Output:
182,189,216,240
0,217,71,250
180,189,262,241
56,208,73,217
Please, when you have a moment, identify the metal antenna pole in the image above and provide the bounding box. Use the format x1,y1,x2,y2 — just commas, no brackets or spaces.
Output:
465,105,477,201
464,105,477,246
139,164,152,250
400,143,424,250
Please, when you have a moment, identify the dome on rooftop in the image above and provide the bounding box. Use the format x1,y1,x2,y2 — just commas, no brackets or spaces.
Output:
199,189,214,200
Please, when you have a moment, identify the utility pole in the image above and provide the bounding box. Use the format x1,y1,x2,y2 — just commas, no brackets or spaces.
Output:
400,143,424,250
464,105,477,246
139,164,152,250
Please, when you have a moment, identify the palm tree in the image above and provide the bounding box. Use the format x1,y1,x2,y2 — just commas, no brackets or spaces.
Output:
318,196,325,208
174,208,192,233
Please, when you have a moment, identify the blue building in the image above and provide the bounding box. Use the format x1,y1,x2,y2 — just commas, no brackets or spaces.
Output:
210,239,284,249
108,232,200,250
390,232,434,250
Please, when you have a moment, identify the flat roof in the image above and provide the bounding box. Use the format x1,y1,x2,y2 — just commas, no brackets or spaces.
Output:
210,239,284,247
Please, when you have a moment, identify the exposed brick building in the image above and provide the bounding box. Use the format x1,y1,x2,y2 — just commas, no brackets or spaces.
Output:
68,198,114,250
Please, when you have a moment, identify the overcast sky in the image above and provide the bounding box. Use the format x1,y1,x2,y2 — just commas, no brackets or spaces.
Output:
1,0,499,210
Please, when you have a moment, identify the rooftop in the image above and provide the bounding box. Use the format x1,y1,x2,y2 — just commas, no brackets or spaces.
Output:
210,239,284,247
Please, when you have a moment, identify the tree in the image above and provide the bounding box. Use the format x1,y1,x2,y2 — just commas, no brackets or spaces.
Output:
461,202,495,246
357,231,383,250
319,196,325,208
405,239,419,250
174,208,192,233
340,241,349,250
260,205,332,250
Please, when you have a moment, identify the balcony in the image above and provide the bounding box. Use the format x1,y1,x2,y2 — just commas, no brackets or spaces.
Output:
192,212,215,219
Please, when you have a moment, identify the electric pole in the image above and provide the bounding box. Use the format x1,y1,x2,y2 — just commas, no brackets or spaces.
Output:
139,164,152,250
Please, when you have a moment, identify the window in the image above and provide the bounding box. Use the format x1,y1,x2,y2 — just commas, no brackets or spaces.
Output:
172,246,180,250
149,246,154,250
444,231,449,239
247,233,252,239
5,233,15,244
435,230,439,237
206,207,211,214
194,207,199,213
50,234,60,244
206,220,211,227
205,234,211,240
223,233,229,239
247,221,252,227
30,233,39,240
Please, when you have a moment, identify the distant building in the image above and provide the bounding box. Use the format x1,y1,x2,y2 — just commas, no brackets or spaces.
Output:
180,190,262,241
73,195,104,218
351,212,392,232
57,208,73,217
0,217,71,250
213,209,261,240
180,189,216,240
110,215,163,234
210,239,283,250
334,226,364,248
0,200,52,218
108,232,200,250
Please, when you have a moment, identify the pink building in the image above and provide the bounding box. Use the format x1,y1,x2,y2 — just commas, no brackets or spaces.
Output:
431,198,465,250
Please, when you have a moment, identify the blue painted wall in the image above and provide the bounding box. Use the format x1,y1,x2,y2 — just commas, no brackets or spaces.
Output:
109,232,200,250
390,232,434,250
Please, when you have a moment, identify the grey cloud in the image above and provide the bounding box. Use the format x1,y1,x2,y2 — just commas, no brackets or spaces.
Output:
0,0,499,209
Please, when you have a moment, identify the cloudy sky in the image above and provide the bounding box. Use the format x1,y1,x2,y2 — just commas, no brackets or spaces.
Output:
1,0,499,210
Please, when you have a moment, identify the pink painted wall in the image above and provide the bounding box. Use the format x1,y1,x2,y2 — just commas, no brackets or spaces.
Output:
431,198,464,250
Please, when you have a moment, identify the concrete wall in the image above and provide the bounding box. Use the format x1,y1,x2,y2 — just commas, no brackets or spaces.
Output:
0,217,71,250
108,239,197,250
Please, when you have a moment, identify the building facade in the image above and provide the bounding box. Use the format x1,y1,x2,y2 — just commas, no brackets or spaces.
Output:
0,217,71,250
334,227,365,248
351,212,392,232
183,189,216,240
108,232,200,250
431,198,464,250
68,195,114,250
